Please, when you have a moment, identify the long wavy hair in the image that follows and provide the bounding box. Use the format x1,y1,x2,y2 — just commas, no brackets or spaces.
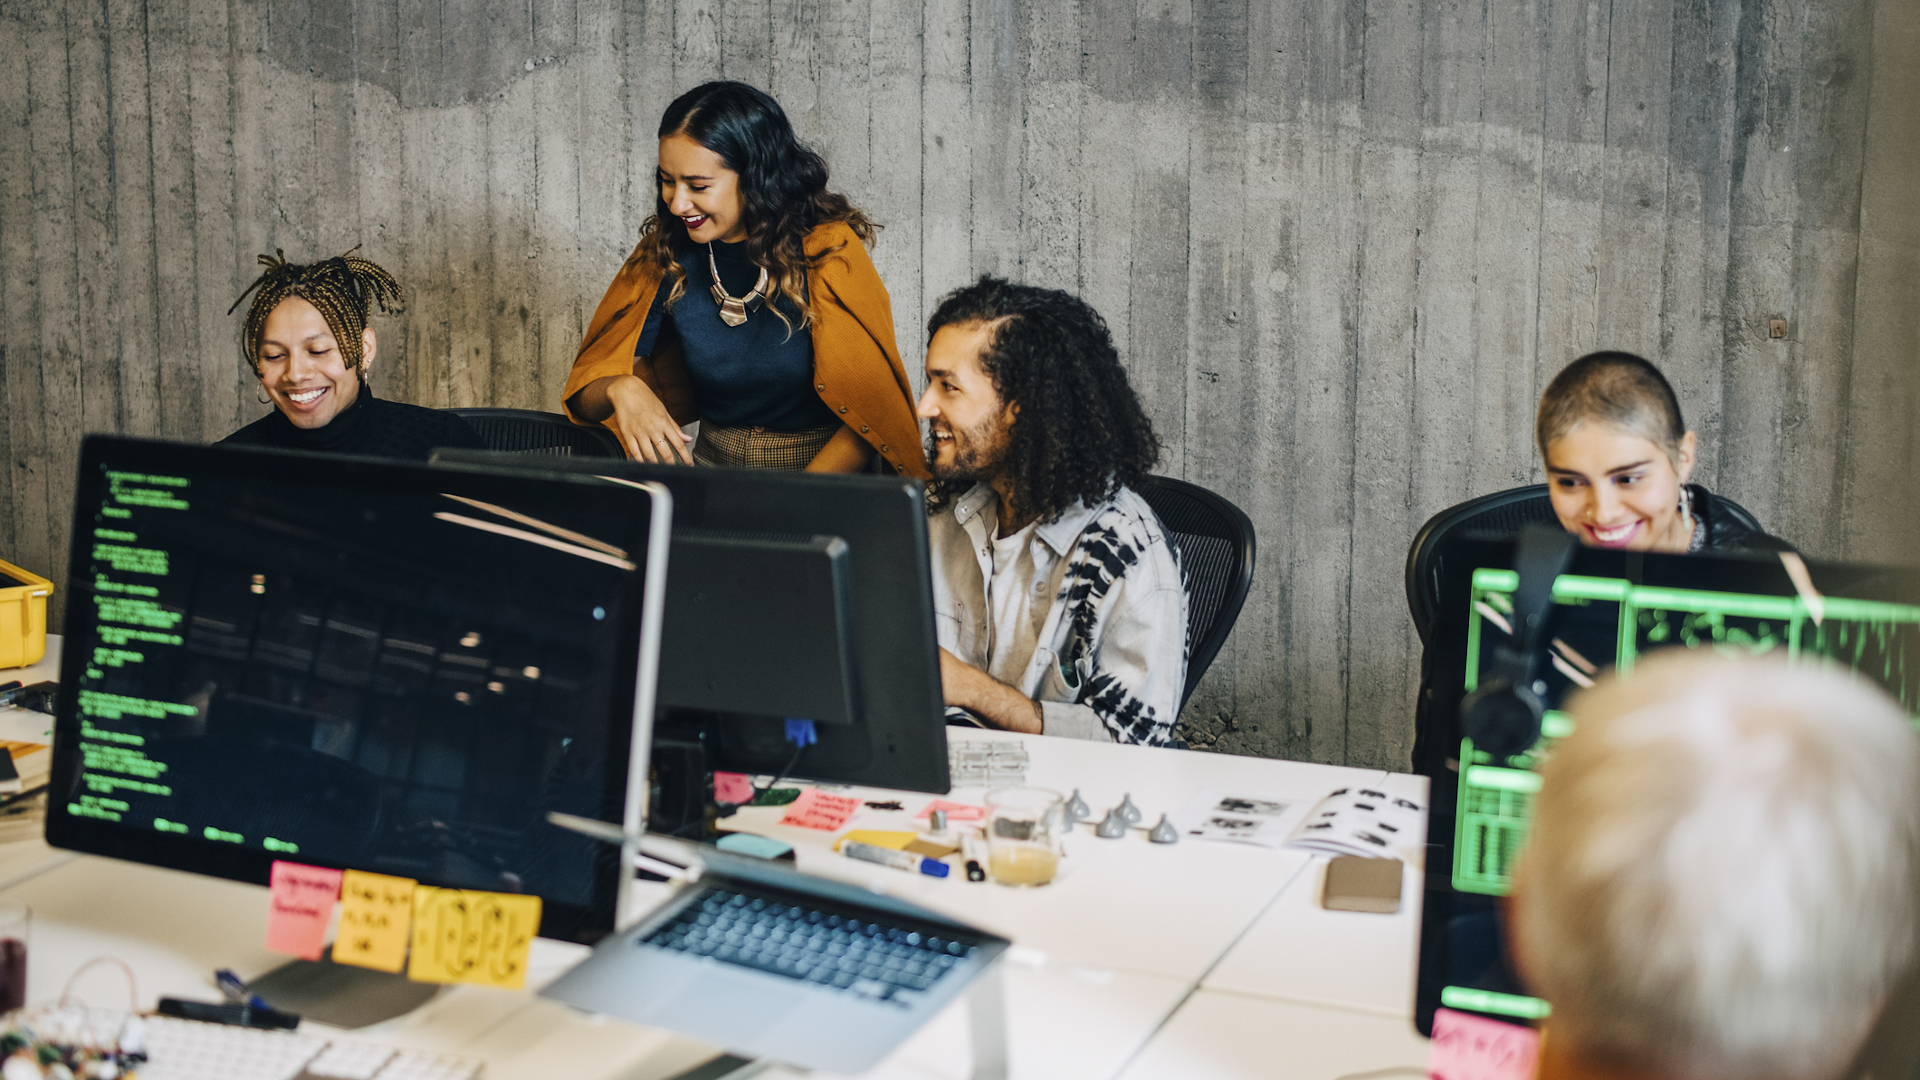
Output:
924,277,1161,523
631,81,877,334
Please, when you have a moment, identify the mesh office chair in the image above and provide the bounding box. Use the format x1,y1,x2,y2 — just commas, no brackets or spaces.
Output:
449,408,626,459
1133,475,1257,715
1403,483,1765,646
1403,482,1767,775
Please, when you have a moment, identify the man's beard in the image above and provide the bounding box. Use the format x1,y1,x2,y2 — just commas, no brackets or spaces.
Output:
926,416,1008,482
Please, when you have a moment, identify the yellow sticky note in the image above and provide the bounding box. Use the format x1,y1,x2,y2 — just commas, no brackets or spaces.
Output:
334,870,417,973
836,829,917,852
407,887,542,989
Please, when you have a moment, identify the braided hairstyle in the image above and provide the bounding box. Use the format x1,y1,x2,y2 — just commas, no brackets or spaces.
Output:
924,277,1161,524
229,247,403,374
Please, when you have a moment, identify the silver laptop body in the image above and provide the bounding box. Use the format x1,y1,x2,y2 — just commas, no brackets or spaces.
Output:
541,844,1010,1074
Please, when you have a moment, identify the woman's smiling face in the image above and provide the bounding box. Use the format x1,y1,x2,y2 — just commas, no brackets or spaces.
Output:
256,296,370,429
1545,422,1698,553
658,133,749,245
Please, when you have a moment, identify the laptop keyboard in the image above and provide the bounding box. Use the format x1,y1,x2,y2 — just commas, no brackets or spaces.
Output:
643,884,981,1006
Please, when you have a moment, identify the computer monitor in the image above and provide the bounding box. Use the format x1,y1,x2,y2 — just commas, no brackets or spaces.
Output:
1415,536,1920,1035
431,451,950,803
45,436,671,945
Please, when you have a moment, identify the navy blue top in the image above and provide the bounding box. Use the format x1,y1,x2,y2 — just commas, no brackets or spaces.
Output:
634,240,839,431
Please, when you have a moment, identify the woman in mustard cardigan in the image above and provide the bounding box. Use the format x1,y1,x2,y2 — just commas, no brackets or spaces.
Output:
564,81,927,477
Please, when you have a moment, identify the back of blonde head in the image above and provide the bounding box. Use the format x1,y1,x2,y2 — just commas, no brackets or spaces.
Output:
1513,651,1920,1080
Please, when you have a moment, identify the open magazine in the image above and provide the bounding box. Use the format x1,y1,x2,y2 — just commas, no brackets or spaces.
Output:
1172,785,1424,863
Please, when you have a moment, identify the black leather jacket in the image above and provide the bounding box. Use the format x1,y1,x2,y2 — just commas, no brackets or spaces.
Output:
1690,484,1796,553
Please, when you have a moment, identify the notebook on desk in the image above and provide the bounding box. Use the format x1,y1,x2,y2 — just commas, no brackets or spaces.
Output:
540,842,1010,1075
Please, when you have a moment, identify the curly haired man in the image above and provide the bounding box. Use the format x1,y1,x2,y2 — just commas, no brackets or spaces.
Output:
918,277,1187,746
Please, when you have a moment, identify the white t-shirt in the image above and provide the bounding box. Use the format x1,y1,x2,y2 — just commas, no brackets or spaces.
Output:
983,510,1046,689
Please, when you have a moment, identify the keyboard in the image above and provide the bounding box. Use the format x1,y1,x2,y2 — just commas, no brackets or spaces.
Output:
18,1007,484,1080
642,883,982,1006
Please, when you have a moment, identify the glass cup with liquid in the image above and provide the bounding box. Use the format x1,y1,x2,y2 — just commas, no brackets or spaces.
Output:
986,787,1063,887
0,899,27,1013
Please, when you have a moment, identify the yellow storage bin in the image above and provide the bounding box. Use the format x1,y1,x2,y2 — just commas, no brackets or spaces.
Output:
0,559,53,671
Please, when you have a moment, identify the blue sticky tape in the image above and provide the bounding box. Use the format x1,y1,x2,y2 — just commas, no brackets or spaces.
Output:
785,718,818,747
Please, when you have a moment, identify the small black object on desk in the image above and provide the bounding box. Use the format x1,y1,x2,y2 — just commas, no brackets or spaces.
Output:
157,997,301,1031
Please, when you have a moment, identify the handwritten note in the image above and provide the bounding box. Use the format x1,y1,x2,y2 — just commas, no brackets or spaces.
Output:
915,799,986,822
778,789,862,831
1429,1008,1541,1080
334,870,417,973
713,771,755,805
407,887,542,989
265,861,342,961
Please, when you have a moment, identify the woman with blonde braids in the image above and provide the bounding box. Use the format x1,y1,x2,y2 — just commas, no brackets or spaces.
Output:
220,249,485,459
563,81,927,475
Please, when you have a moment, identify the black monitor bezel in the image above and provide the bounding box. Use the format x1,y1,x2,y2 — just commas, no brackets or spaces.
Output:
432,450,951,794
1415,535,1920,1034
45,436,658,944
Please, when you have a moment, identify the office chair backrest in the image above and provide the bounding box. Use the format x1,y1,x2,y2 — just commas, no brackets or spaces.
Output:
1403,483,1768,646
449,408,625,459
1132,475,1257,716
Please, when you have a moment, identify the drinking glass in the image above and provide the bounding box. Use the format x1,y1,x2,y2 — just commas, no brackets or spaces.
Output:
0,899,27,1013
986,787,1063,887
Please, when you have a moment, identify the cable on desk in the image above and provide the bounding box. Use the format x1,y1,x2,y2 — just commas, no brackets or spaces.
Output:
58,955,139,1014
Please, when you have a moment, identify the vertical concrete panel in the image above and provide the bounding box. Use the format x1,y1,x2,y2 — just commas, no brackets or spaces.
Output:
1533,0,1607,389
1656,0,1741,491
967,0,1022,276
1341,0,1426,771
1595,0,1675,362
1843,0,1920,562
870,0,926,379
921,0,972,315
1719,0,1802,532
27,0,81,595
1779,0,1873,552
67,0,120,440
1470,0,1545,495
0,5,47,576
1177,0,1253,751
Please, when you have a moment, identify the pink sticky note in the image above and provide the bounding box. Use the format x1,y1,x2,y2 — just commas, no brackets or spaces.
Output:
713,771,755,805
266,860,344,960
779,789,862,831
1429,1007,1540,1080
914,799,986,822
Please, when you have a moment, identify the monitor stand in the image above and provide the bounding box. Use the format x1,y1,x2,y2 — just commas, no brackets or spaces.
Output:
244,947,441,1029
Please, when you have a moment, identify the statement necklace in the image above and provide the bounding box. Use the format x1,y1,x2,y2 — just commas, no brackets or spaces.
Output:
708,243,769,327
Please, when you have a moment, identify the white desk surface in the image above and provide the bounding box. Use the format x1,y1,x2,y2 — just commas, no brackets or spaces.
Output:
1200,772,1430,1017
1113,991,1431,1080
0,635,1433,1078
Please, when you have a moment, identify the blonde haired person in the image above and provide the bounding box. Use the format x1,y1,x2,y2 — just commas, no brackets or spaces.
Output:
1537,352,1791,553
1512,651,1920,1080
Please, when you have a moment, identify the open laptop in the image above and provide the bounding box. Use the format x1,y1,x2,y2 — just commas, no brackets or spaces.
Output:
540,840,1010,1075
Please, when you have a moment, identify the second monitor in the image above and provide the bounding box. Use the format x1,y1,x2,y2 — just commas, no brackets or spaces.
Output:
434,451,951,800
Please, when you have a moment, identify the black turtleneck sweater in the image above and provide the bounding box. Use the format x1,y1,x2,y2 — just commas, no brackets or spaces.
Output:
218,384,487,460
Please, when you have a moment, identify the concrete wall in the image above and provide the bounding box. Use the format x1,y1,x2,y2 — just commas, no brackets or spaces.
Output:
3,0,1915,769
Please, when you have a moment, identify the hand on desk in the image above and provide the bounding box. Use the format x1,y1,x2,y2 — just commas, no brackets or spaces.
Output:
938,648,1043,735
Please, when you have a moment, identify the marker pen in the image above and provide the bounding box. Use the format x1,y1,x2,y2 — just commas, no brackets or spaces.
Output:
841,840,950,877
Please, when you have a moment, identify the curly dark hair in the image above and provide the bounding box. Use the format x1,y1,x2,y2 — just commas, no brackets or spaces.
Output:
924,277,1160,523
631,81,878,335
